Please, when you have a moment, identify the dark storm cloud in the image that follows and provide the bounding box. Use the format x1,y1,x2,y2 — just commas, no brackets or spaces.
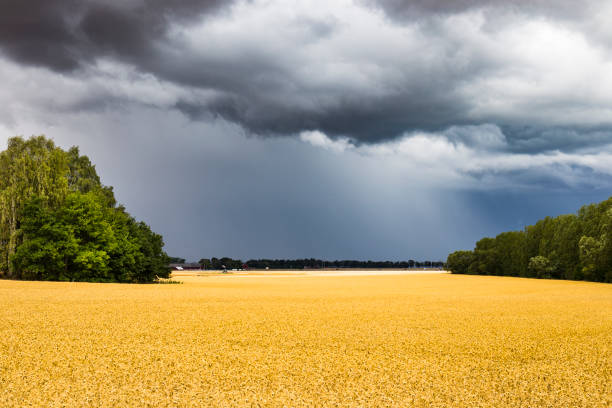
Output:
1,0,611,150
176,89,471,143
0,0,230,71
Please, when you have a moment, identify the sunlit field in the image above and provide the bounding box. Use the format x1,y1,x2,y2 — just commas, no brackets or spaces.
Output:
1,272,610,407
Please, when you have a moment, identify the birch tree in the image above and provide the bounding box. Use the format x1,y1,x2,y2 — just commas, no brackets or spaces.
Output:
0,136,68,276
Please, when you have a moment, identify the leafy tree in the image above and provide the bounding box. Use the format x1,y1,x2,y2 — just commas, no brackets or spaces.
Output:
448,196,612,283
12,193,112,281
11,197,78,281
547,214,581,279
1,135,170,283
66,146,116,206
446,251,474,274
467,237,499,275
528,256,555,279
0,136,69,276
495,231,527,277
125,218,170,282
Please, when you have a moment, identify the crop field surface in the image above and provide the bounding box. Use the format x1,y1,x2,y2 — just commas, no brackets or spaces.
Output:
0,273,610,407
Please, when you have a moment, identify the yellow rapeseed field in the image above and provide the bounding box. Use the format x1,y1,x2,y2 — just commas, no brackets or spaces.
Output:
0,273,610,407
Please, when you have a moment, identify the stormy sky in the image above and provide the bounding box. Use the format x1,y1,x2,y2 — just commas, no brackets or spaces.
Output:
1,0,612,261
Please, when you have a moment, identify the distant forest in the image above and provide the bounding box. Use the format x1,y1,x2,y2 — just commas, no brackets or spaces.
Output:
447,196,612,283
186,258,444,270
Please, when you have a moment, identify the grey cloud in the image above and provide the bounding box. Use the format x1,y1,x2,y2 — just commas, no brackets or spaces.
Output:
500,126,612,154
362,0,593,21
2,0,611,151
443,124,507,151
0,0,501,142
0,0,231,71
176,89,471,143
362,0,612,56
462,163,611,191
443,125,612,154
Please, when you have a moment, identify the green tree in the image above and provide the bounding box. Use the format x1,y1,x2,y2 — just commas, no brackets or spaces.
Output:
528,256,555,279
66,146,116,206
125,218,170,282
2,135,170,283
0,136,69,276
494,231,527,277
446,250,474,274
12,193,114,281
11,197,77,281
448,195,612,283
467,237,499,275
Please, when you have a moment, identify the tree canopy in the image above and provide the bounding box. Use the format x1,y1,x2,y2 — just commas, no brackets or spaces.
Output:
0,136,170,282
446,197,612,283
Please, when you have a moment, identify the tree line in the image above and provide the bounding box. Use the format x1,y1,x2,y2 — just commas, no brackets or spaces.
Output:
195,257,444,270
0,136,170,282
446,196,612,283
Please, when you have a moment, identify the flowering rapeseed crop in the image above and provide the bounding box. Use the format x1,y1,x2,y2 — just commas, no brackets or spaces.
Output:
0,273,610,407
